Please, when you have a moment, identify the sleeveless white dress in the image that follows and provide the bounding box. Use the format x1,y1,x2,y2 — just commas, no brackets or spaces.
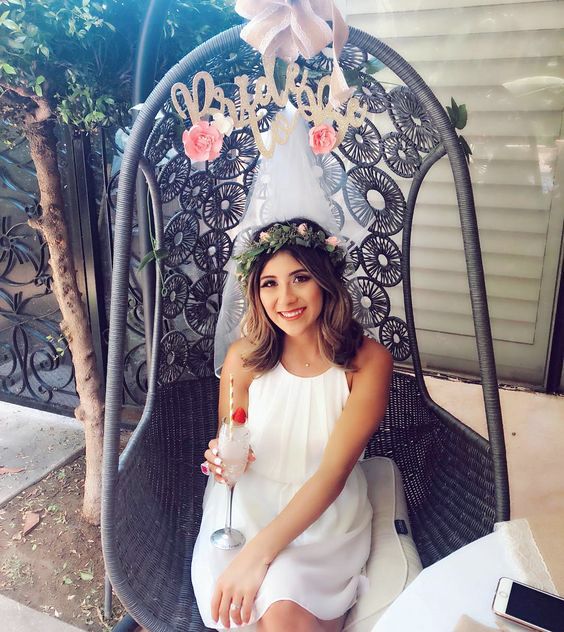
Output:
191,362,373,630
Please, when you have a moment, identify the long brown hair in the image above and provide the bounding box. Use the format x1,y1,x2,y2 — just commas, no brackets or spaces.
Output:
241,218,364,373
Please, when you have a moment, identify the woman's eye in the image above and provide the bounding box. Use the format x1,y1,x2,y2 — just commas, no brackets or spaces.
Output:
294,275,310,283
260,280,276,288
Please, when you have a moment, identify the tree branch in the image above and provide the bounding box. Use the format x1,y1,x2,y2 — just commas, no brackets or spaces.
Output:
0,82,52,124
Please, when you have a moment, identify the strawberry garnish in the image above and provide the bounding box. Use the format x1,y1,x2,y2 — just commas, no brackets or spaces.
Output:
232,407,247,424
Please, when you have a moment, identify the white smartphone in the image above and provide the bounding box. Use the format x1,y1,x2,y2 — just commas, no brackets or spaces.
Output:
492,577,564,632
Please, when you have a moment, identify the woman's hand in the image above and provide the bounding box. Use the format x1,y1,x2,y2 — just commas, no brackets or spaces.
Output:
211,542,270,628
202,438,255,484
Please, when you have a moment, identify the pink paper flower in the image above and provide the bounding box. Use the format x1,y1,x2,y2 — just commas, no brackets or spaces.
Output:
309,124,337,155
259,231,270,242
297,223,308,236
325,235,339,247
182,120,223,162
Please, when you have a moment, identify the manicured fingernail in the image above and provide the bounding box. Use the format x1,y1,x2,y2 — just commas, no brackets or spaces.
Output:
213,457,222,465
212,448,219,456
200,462,210,476
215,467,222,475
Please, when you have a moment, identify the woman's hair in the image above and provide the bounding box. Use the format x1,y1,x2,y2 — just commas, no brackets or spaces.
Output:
240,217,364,373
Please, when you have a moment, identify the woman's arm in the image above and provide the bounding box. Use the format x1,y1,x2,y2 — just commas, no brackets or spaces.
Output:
217,338,254,428
251,337,393,562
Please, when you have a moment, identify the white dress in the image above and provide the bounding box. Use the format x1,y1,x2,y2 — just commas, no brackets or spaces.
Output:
191,362,373,630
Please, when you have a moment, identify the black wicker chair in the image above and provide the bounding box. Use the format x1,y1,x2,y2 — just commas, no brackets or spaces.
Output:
102,25,510,632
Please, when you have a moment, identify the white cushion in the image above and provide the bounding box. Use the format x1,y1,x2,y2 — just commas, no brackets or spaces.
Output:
343,457,423,632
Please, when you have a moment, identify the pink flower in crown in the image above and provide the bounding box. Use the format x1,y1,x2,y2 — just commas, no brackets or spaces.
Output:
309,124,337,155
297,223,308,236
325,236,340,247
182,120,223,162
259,231,270,242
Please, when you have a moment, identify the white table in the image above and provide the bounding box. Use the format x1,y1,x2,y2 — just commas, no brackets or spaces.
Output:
372,518,561,632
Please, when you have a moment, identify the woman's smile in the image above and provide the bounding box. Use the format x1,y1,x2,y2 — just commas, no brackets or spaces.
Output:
279,307,306,320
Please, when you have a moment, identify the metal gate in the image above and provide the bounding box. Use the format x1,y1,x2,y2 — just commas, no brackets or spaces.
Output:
0,123,148,416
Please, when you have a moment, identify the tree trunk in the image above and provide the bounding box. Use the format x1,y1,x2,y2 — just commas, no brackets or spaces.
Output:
25,119,105,525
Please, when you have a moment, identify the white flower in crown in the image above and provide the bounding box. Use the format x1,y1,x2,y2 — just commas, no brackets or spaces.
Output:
211,113,234,137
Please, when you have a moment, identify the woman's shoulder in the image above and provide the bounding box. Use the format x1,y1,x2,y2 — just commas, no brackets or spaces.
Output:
226,337,255,361
223,338,256,388
352,336,393,379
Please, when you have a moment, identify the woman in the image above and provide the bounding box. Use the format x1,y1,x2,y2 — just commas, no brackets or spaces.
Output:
192,218,393,631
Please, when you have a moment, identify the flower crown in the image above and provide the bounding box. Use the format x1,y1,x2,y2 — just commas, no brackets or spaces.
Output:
233,222,346,285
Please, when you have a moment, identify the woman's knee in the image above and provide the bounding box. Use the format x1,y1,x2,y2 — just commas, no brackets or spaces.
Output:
258,600,320,632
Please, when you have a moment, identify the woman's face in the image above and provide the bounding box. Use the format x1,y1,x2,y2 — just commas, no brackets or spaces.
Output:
258,251,324,338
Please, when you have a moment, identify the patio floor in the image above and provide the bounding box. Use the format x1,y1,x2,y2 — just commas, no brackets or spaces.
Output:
0,401,84,508
425,375,564,519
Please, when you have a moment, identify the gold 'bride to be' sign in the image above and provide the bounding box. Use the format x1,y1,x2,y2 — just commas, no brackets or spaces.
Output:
170,57,368,158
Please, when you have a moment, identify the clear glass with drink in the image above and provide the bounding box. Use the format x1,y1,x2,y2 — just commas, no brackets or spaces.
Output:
210,409,250,550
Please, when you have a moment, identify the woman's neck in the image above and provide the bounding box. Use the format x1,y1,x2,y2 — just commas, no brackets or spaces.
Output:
282,332,322,364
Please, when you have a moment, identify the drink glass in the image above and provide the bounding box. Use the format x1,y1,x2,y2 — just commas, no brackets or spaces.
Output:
210,418,250,550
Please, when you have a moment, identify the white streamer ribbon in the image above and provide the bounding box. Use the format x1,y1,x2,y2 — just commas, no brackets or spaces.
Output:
235,0,353,106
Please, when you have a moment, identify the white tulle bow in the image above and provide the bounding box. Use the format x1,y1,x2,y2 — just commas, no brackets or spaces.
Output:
235,0,353,106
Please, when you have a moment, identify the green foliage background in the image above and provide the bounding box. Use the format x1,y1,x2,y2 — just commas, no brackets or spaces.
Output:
0,0,240,131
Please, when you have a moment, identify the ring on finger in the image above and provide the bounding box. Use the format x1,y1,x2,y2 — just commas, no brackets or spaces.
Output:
230,603,241,611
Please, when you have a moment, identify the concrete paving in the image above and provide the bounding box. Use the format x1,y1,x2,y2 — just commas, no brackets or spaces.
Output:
0,594,85,631
0,400,84,507
0,401,88,631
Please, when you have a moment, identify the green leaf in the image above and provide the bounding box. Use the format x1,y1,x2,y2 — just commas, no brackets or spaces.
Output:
343,68,361,88
449,98,459,124
34,83,43,97
137,250,156,271
273,58,288,93
7,36,25,50
63,576,73,585
1,63,17,75
459,135,472,163
3,18,18,31
455,104,467,130
364,59,385,75
79,571,93,582
153,247,169,261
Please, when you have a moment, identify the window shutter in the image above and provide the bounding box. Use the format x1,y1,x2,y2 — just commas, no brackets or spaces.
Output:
347,0,564,386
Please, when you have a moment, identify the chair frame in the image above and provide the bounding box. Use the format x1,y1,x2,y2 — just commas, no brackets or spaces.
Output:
102,24,510,631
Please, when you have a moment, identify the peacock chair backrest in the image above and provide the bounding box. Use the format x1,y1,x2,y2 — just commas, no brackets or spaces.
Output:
102,24,509,632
